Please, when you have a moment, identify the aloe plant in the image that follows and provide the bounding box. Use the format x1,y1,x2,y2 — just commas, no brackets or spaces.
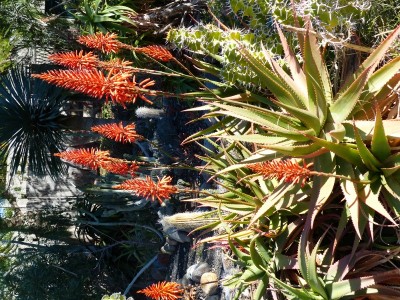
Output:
168,18,400,300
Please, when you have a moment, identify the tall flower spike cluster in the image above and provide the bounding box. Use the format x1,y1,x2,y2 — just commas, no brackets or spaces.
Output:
135,45,174,62
137,281,183,300
54,148,110,170
32,69,155,107
78,32,121,54
55,148,139,176
91,122,143,144
78,32,174,62
101,159,139,176
247,159,311,185
48,50,99,69
113,176,178,203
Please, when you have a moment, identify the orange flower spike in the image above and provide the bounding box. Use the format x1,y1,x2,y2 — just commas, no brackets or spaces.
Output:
54,148,110,170
32,69,150,107
91,122,143,143
113,176,178,203
136,45,174,62
248,159,311,186
78,32,121,54
100,159,139,176
137,281,183,300
48,50,99,69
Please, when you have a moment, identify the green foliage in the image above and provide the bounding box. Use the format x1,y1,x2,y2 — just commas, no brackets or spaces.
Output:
67,0,137,34
0,31,12,73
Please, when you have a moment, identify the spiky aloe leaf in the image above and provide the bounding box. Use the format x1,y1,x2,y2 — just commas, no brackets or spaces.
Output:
276,24,307,98
306,233,329,299
326,269,400,300
236,46,303,107
272,99,321,133
305,134,364,168
371,109,392,162
253,275,269,300
353,123,381,172
330,66,372,123
260,44,308,109
249,182,296,226
303,28,330,123
205,102,312,141
337,160,368,238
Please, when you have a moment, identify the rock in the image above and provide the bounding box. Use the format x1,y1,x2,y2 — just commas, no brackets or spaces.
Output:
200,272,219,296
161,243,176,254
166,236,178,246
187,262,211,282
205,295,219,300
165,227,191,243
178,274,191,287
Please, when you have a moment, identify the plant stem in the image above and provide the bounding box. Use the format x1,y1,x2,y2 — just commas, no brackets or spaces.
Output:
123,254,158,296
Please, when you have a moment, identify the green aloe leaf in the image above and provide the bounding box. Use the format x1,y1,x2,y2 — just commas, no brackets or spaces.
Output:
330,66,372,123
253,275,269,300
326,269,400,300
240,264,265,282
270,275,323,300
273,100,321,133
366,183,396,225
303,29,330,122
337,159,368,238
305,135,364,168
352,24,400,82
276,24,307,98
371,109,391,162
307,233,329,299
217,134,288,145
261,44,308,108
249,182,296,225
353,123,381,171
237,46,304,108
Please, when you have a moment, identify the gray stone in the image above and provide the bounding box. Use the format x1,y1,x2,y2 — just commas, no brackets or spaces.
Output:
165,227,191,243
200,272,219,296
205,295,219,300
161,243,176,254
187,262,211,282
178,274,191,287
166,236,178,246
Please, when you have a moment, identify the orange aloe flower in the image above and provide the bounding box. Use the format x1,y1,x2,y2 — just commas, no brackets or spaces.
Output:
32,69,155,106
247,159,311,185
78,32,121,54
100,159,139,176
137,281,183,300
102,58,133,74
91,122,143,143
136,45,174,62
113,175,177,203
54,148,110,170
48,50,99,69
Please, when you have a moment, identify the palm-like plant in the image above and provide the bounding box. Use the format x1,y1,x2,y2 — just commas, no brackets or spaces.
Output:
0,66,67,178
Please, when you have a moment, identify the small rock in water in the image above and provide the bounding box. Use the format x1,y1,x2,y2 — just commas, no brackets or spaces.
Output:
200,272,219,296
187,262,211,282
165,227,191,243
166,236,178,246
161,243,176,254
205,295,219,300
